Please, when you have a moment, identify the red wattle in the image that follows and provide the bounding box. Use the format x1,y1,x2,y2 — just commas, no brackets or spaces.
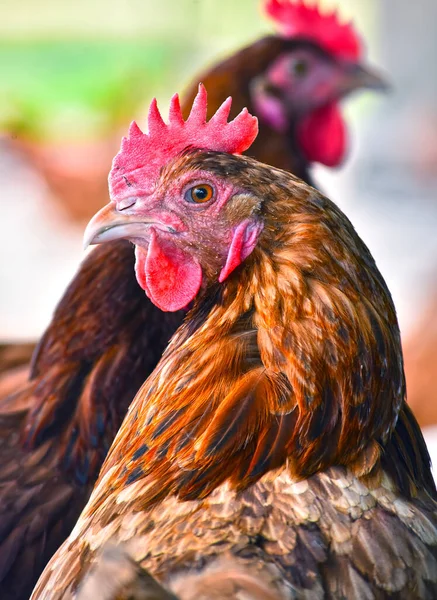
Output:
297,102,347,167
135,229,202,312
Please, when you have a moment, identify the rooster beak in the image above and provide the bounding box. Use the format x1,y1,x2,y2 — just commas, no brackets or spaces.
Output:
341,62,390,95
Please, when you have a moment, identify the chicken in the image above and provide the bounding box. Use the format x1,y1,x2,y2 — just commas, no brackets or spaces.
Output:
32,86,437,600
0,3,387,598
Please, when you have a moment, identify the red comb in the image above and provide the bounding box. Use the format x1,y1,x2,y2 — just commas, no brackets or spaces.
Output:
110,84,258,196
264,0,362,61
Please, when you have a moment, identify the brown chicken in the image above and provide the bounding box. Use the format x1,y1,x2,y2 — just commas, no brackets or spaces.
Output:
0,2,387,598
32,86,437,600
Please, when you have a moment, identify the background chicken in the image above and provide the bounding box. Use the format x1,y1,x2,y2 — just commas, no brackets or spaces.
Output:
0,2,387,598
33,87,437,600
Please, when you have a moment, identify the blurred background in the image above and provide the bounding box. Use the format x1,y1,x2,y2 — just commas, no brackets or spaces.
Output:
1,1,437,441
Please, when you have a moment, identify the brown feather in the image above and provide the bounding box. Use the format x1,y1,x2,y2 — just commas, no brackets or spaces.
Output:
31,152,437,600
0,242,183,599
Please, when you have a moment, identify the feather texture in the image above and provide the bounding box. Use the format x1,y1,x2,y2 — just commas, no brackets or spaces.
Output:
0,242,183,599
32,153,437,599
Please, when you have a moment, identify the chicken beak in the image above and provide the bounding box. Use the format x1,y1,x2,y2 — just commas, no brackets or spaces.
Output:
83,201,183,249
84,203,126,249
341,62,390,96
83,203,155,249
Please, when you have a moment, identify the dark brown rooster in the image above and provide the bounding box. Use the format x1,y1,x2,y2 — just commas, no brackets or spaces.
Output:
0,2,387,598
32,85,437,600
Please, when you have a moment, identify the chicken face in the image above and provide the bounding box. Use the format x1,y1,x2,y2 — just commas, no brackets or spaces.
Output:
252,45,385,121
84,152,264,313
258,0,388,167
251,43,386,167
83,84,265,312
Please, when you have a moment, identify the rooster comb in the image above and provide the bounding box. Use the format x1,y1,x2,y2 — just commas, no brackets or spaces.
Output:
264,0,363,61
110,84,258,195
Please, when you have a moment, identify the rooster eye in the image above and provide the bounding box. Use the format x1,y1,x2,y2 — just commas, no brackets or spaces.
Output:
185,184,214,204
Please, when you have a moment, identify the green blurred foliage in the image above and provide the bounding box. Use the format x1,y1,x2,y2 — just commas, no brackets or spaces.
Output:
0,0,266,141
0,39,199,141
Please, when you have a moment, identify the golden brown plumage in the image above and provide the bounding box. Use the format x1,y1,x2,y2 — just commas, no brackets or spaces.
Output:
0,8,385,596
32,149,437,600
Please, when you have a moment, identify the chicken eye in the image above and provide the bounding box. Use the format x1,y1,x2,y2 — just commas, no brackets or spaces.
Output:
291,59,309,78
185,184,214,204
